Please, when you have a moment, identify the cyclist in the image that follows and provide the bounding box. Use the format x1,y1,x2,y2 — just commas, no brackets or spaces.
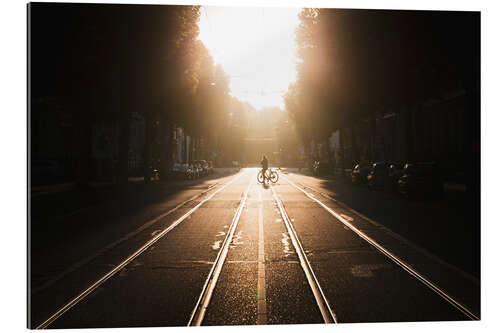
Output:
261,155,269,181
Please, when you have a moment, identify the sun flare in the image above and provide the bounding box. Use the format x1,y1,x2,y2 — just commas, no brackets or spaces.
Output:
198,6,300,110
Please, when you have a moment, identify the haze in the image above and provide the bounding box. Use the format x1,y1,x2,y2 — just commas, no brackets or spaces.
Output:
198,6,300,109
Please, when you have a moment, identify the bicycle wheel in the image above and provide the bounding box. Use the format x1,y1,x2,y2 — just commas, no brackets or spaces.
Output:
270,170,279,183
257,170,264,183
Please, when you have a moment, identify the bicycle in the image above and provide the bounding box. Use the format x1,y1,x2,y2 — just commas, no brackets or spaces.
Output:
257,168,279,184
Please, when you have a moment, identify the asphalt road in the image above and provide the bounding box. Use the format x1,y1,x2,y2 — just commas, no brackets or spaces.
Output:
29,168,479,328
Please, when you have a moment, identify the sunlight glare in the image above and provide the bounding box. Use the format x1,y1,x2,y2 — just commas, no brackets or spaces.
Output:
198,6,300,110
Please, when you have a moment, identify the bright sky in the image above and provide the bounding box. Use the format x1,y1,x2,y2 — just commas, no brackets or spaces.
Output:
198,6,300,110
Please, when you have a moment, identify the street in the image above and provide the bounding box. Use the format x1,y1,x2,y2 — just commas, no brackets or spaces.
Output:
25,4,484,330
29,168,479,328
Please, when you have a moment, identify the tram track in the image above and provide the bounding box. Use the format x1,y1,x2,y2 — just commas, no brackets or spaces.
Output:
33,168,478,328
187,175,253,326
280,174,479,321
287,177,479,285
271,185,338,324
34,170,247,329
190,171,335,326
31,180,223,296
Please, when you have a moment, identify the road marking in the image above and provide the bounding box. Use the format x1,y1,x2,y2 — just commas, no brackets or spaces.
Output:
211,240,222,250
257,187,267,325
187,173,253,326
290,176,479,285
350,264,390,278
271,186,338,324
282,175,479,321
35,170,247,329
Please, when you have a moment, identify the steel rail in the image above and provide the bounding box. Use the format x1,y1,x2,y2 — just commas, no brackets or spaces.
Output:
187,174,253,326
35,170,247,329
271,185,338,324
289,179,479,286
32,181,222,296
282,175,479,321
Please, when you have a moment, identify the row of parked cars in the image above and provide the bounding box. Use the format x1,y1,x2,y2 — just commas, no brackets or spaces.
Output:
171,160,214,180
351,161,443,199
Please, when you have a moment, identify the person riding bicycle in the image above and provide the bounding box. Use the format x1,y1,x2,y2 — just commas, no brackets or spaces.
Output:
258,155,279,184
261,155,268,178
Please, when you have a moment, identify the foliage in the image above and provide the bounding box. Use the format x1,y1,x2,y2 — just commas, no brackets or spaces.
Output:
30,3,236,182
285,7,478,157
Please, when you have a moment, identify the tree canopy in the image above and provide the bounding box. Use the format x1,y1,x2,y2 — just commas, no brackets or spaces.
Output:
285,8,479,159
30,3,239,182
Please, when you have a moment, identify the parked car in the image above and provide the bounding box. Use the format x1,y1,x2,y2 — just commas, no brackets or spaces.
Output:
397,162,443,199
351,163,371,185
367,162,392,189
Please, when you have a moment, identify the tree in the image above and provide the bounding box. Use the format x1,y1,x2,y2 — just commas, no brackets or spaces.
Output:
33,3,204,185
286,8,478,167
185,44,231,161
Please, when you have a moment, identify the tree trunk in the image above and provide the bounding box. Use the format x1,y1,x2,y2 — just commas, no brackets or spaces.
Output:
405,107,414,162
185,134,189,164
143,112,153,183
75,111,92,189
464,73,480,229
165,123,174,174
159,116,173,181
303,138,311,171
195,136,200,160
189,135,195,163
339,128,346,178
369,115,376,162
349,124,359,167
198,137,201,160
117,111,130,185
324,136,332,174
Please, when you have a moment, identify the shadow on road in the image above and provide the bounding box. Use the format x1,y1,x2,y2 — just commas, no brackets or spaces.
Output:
30,169,241,252
284,169,480,278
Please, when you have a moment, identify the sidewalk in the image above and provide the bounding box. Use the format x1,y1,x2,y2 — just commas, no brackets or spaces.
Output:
30,182,76,197
29,169,240,222
30,177,147,198
30,169,241,197
285,167,468,194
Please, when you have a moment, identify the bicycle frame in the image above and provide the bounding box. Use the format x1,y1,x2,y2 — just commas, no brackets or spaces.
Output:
258,168,278,184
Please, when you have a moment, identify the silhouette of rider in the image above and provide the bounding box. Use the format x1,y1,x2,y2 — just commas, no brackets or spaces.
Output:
261,155,268,176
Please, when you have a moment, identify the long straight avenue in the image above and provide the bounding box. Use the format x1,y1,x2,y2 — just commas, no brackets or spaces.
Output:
29,168,479,328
